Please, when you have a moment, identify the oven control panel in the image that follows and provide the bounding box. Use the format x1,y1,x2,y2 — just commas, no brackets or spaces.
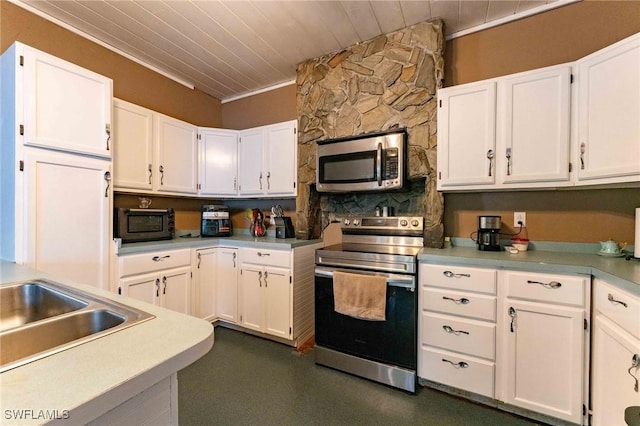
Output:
341,216,423,234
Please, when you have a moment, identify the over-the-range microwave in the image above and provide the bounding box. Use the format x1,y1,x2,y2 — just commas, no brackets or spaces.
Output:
316,129,407,192
114,208,175,243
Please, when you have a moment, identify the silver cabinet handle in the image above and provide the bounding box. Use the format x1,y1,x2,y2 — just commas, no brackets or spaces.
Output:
258,270,263,287
443,270,470,278
233,252,236,268
527,280,562,289
105,123,111,151
629,354,640,392
608,293,628,308
159,165,164,185
257,252,271,257
148,163,153,184
442,358,468,368
443,325,469,335
197,252,201,268
233,177,237,190
162,276,167,295
264,270,268,287
487,149,495,177
152,255,171,261
259,172,263,190
580,143,586,170
443,296,470,304
267,171,271,190
509,307,517,333
155,278,160,297
506,147,512,176
104,171,111,198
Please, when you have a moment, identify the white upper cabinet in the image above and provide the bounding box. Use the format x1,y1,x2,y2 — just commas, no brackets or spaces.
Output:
238,120,297,197
20,43,112,158
437,81,497,189
154,114,198,195
113,99,153,191
498,65,572,186
575,32,640,184
198,128,238,196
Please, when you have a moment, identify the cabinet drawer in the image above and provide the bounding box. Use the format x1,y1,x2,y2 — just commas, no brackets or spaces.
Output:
119,249,191,277
420,312,495,360
419,346,495,398
422,287,496,321
501,270,586,307
241,248,290,268
420,264,496,294
595,279,640,339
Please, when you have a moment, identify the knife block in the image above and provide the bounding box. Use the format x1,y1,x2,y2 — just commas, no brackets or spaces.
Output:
275,217,295,239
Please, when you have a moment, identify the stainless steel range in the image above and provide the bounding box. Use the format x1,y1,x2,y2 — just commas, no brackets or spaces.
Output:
314,216,423,393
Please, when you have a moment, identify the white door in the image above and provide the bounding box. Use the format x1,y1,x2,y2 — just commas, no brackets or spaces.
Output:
265,121,297,196
121,272,159,306
199,129,238,196
499,65,571,185
216,248,238,322
194,248,217,320
437,81,497,188
592,315,640,426
238,128,265,195
113,99,153,190
155,114,198,194
24,149,111,289
239,265,264,332
576,33,640,182
161,266,191,315
264,266,291,338
501,299,585,423
22,44,112,158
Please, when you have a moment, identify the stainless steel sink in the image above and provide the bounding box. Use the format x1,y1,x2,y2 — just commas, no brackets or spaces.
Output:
0,279,154,373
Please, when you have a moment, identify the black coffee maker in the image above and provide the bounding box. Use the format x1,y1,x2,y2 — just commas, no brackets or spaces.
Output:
477,215,501,251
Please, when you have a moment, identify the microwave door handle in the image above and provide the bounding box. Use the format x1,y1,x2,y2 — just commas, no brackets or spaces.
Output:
376,142,383,187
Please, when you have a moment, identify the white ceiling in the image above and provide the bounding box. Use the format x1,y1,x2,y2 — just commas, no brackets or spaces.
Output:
16,0,576,102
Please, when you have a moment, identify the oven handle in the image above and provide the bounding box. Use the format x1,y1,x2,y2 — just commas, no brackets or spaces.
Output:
315,266,415,290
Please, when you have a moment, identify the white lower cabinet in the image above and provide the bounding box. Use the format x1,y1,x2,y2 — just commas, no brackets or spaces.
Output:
216,248,239,323
418,264,498,398
419,263,590,424
117,249,191,315
497,270,588,424
239,248,292,339
592,279,640,426
191,247,217,321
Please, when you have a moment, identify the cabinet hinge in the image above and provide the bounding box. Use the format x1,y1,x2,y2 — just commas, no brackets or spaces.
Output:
293,128,297,134
583,404,586,416
584,318,588,330
118,287,122,295
240,269,243,275
197,134,201,140
190,272,193,278
293,181,296,189
19,55,24,66
240,315,243,322
569,162,573,173
439,99,442,108
19,160,24,171
289,327,292,335
289,276,292,284
571,74,574,84
19,124,24,135
438,171,441,180
197,183,201,190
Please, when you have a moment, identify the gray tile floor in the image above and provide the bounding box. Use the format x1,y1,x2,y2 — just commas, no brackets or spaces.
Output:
178,326,540,425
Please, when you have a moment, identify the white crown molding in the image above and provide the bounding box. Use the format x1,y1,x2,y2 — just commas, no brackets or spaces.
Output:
221,79,297,104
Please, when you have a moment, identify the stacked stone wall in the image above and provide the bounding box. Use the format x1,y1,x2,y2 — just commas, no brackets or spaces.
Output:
295,19,445,247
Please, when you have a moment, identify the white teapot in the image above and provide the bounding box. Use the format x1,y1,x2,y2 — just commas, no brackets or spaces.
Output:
599,240,626,254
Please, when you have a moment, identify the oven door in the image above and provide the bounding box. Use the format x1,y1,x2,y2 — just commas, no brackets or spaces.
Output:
314,266,416,369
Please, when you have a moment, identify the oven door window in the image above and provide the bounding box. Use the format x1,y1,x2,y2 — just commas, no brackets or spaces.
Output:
318,151,377,184
314,274,416,369
128,215,163,233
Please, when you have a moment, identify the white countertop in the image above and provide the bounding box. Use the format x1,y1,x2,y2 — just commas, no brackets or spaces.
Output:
0,261,214,425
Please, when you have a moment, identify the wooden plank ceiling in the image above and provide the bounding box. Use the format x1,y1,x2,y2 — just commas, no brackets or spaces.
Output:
20,0,573,101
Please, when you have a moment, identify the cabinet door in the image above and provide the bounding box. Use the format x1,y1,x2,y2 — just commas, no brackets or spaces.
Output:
24,149,111,290
121,272,159,306
264,266,291,338
22,44,112,158
193,248,217,320
500,299,585,423
113,99,153,190
238,128,265,195
155,114,198,194
576,33,640,182
437,81,496,188
265,121,297,196
499,66,571,185
592,315,640,426
199,129,238,196
160,266,191,315
239,265,264,332
216,248,238,322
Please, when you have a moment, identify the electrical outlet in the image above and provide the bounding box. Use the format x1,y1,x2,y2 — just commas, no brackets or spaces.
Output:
514,212,526,227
